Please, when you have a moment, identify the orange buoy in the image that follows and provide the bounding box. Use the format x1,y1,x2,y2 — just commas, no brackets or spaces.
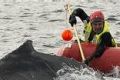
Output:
61,29,73,41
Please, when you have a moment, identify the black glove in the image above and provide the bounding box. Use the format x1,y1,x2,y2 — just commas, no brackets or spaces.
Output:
69,15,77,27
83,56,93,65
84,59,90,65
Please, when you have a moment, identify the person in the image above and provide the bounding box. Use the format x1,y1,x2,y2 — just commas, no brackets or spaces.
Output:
69,8,116,65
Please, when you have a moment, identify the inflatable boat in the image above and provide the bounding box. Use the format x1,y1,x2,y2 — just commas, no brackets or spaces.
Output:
57,42,120,73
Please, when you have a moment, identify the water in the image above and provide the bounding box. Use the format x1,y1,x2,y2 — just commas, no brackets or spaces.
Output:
0,0,120,80
54,64,120,80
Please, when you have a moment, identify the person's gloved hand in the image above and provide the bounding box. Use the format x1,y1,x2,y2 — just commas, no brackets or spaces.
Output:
84,59,90,65
69,15,77,27
83,57,93,65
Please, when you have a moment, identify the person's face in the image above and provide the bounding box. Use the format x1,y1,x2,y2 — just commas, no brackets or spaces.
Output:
91,21,104,34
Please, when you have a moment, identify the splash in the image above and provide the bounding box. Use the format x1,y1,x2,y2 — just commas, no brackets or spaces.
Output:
54,63,104,80
54,63,120,80
105,66,120,78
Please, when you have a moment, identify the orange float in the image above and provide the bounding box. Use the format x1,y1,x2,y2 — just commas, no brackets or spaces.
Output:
61,29,73,41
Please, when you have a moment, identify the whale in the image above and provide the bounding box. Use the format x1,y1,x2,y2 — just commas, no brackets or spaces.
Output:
0,40,84,80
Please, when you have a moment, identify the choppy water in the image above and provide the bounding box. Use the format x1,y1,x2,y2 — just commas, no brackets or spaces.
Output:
54,64,120,80
0,0,120,80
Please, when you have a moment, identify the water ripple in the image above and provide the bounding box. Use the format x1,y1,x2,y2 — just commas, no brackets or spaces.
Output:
48,19,64,22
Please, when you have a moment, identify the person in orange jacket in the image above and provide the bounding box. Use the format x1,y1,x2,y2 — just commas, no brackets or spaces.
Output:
69,8,116,65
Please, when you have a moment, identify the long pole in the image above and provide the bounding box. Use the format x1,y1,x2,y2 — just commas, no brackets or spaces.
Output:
73,25,85,61
66,0,85,61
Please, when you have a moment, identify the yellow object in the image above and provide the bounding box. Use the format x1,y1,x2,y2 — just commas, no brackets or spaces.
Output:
84,21,116,46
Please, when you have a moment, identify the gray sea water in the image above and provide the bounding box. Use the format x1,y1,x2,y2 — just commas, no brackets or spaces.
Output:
0,0,120,80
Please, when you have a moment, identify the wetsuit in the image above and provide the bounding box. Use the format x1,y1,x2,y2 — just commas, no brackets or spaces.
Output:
69,8,115,65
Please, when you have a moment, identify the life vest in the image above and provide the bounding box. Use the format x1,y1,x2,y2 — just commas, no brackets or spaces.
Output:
84,21,116,46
